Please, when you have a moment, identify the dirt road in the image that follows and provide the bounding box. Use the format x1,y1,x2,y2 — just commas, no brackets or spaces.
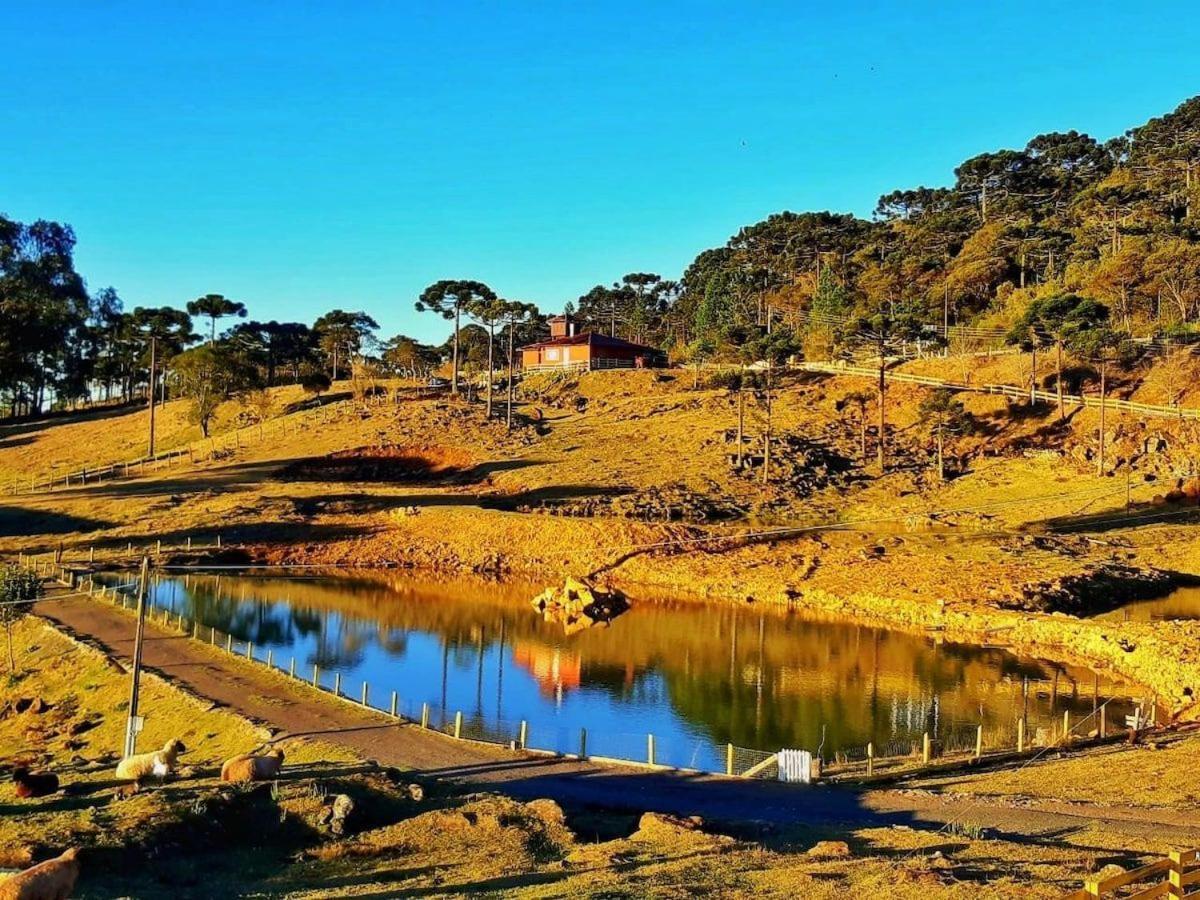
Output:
36,591,1200,846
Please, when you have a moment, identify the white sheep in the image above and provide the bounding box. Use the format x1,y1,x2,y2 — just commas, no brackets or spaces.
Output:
115,738,186,782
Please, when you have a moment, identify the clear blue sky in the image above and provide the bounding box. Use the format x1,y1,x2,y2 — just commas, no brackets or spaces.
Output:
4,2,1198,344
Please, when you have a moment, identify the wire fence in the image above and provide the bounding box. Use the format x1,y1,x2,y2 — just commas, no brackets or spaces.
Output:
798,360,1200,421
21,555,1154,786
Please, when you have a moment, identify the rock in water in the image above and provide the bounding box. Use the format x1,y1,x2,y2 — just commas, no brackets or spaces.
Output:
532,577,629,634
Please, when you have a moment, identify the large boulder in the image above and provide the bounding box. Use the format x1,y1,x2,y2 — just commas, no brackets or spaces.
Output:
532,578,629,635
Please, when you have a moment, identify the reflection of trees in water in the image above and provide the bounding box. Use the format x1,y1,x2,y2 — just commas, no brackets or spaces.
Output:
308,613,369,670
149,573,1130,753
171,579,293,646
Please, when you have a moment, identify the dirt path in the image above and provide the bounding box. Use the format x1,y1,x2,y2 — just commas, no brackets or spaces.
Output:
35,591,1200,846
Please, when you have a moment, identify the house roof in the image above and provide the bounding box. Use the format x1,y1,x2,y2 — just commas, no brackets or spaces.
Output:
520,331,660,353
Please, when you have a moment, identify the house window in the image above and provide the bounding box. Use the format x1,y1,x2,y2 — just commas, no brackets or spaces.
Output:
546,348,559,361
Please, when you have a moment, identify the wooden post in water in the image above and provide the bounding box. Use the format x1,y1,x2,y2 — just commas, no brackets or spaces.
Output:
519,721,528,750
421,703,429,729
975,725,983,760
266,649,273,669
726,743,734,776
289,657,296,679
390,691,398,718
866,742,874,776
922,732,931,765
647,734,656,766
246,642,254,661
579,728,587,760
225,633,233,653
313,665,320,688
361,682,369,706
333,673,341,697
454,711,463,739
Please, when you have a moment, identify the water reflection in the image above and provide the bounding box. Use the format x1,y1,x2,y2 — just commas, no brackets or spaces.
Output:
125,570,1135,771
1095,585,1200,623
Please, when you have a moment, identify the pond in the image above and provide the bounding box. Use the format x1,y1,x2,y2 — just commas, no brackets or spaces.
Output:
113,569,1137,773
1094,584,1200,622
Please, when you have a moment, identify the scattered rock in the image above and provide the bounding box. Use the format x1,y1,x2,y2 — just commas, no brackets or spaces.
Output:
524,798,565,826
317,793,356,835
634,812,707,840
806,840,851,859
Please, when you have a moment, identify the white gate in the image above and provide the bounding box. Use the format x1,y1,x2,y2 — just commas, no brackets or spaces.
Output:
778,749,812,784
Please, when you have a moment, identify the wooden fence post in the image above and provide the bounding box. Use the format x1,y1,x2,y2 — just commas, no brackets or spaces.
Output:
1169,850,1186,898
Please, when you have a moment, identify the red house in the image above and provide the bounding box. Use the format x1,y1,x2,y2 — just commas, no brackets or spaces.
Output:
520,315,666,372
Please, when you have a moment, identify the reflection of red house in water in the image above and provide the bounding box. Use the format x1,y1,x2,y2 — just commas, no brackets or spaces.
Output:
521,314,666,372
512,642,581,697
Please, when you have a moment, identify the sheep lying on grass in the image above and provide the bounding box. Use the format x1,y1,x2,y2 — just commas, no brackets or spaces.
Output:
0,847,80,900
115,738,186,782
11,768,59,799
220,748,285,783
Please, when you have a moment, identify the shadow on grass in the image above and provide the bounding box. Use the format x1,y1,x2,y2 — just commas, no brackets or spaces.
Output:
0,506,114,537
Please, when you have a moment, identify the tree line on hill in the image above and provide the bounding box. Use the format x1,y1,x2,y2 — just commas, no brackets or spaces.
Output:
4,95,1200,433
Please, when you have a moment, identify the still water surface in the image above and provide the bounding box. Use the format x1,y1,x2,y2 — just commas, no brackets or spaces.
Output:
124,570,1134,772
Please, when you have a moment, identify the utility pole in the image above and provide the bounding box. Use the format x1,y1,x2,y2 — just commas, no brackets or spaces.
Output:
123,556,151,758
147,336,158,458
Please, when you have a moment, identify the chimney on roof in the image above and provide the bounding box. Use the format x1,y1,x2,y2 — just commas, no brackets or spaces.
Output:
550,314,573,339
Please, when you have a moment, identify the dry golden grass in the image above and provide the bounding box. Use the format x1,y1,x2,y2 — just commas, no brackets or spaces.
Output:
913,729,1200,808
